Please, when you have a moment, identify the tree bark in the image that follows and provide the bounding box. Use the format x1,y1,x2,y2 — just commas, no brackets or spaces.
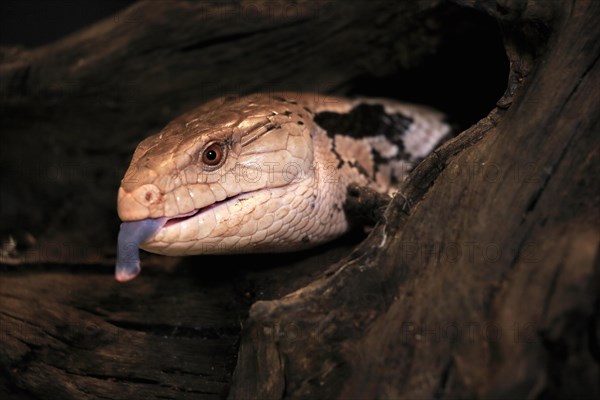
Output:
230,0,600,398
0,0,598,399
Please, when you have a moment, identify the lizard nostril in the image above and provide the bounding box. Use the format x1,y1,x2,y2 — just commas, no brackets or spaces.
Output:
132,184,161,206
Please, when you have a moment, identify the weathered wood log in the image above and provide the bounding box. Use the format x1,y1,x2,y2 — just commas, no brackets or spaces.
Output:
0,0,597,399
229,0,600,399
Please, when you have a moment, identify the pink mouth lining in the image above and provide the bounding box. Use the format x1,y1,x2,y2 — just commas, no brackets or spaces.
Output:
163,209,201,228
163,193,243,228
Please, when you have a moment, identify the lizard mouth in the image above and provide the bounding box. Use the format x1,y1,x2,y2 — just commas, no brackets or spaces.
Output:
163,209,202,228
162,193,245,228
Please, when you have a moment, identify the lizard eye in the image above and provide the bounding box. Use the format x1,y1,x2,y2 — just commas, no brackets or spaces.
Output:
201,142,226,168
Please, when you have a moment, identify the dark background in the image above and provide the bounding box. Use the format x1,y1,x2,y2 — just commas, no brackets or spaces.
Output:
0,0,136,47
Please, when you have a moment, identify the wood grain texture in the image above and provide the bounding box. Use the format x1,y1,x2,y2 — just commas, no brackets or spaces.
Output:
230,0,600,398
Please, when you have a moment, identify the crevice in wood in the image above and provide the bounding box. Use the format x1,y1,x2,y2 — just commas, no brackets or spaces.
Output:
104,319,240,339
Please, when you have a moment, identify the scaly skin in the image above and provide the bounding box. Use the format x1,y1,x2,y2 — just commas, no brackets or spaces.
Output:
117,93,449,258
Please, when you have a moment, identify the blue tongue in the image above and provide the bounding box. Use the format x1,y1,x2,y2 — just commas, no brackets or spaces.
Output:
115,218,165,282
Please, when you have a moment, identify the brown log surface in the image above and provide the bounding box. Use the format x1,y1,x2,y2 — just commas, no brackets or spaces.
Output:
1,0,598,399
